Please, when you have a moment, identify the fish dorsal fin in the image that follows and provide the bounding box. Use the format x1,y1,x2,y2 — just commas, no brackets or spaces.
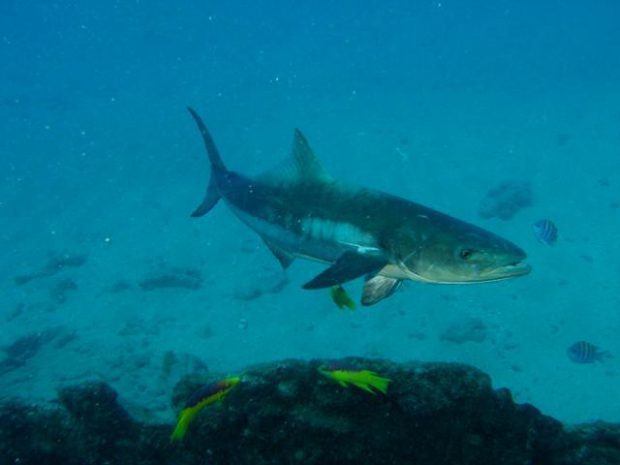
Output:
291,129,331,181
259,129,332,184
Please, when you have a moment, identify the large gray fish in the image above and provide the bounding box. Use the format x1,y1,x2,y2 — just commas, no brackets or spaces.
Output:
187,108,531,305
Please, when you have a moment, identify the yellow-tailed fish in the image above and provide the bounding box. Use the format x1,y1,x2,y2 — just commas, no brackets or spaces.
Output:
170,376,240,442
318,363,390,395
330,285,356,310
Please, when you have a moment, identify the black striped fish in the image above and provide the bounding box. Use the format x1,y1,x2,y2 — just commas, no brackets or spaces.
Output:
532,219,558,246
566,341,610,364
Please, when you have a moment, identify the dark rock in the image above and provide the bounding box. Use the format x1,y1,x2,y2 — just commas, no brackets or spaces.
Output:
0,359,619,464
177,359,563,465
59,382,135,439
0,401,79,465
49,278,78,304
478,180,533,220
56,382,173,464
14,253,87,286
0,327,66,374
5,303,25,322
0,381,174,465
45,253,87,271
53,330,78,349
556,422,620,464
108,279,132,293
139,268,203,291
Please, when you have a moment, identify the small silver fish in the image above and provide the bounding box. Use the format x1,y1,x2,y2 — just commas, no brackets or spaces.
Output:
532,219,558,245
567,341,610,364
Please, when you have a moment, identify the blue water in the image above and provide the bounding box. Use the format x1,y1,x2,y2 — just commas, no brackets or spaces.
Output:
1,0,619,424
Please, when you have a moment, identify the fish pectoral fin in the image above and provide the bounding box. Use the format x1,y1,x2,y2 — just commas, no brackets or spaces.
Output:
361,275,403,306
302,252,388,289
262,238,295,269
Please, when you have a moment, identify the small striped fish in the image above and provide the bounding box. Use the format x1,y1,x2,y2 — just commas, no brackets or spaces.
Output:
566,341,610,364
532,219,558,245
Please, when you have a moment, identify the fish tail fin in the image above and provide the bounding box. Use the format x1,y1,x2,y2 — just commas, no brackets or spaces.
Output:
358,370,391,395
170,408,198,442
187,107,225,217
598,351,613,362
191,171,221,217
351,380,377,395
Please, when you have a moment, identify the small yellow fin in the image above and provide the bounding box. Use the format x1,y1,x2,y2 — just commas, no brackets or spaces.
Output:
351,380,378,395
360,370,391,395
330,285,356,311
170,408,199,442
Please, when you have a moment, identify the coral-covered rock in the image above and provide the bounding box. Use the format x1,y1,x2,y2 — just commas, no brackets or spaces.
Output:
0,359,618,464
554,422,620,465
139,268,203,291
0,402,78,465
177,359,562,465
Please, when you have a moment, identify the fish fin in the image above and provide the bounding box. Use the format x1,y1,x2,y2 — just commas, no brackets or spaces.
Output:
187,107,225,217
262,238,295,269
330,285,356,310
191,171,221,217
361,275,402,306
351,380,377,395
597,351,613,362
170,407,199,442
258,129,333,185
187,107,226,172
338,380,349,388
343,297,356,311
303,252,388,289
360,371,391,395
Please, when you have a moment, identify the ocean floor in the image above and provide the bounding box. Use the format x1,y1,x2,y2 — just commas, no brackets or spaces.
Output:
1,85,619,425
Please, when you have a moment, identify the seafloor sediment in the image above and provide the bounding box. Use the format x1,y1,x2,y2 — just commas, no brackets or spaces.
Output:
0,358,618,465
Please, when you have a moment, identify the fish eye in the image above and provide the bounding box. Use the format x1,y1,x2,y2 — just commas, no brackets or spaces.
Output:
458,248,475,260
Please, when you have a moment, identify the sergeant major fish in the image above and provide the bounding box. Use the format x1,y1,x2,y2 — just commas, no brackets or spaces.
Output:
532,219,558,246
567,341,611,364
187,107,531,305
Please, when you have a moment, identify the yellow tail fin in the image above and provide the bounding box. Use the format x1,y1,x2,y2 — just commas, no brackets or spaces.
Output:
170,408,199,442
356,370,391,395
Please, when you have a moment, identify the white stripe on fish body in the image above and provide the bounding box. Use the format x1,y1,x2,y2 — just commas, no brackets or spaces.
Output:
230,207,348,262
231,206,298,246
301,217,379,253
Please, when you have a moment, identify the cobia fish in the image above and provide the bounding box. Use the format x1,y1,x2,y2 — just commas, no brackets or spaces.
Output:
187,107,530,305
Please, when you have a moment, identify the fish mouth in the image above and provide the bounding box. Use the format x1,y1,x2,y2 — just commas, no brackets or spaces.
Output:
484,261,531,280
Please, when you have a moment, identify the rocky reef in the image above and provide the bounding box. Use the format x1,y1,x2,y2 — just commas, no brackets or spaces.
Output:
13,253,87,286
0,358,618,465
139,267,203,291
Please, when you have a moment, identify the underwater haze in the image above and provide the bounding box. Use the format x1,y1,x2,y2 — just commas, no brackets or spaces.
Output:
2,0,620,428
